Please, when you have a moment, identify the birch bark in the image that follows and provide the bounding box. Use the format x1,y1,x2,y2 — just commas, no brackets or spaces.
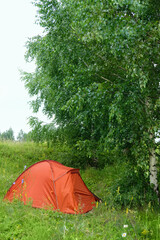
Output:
149,145,159,199
146,99,159,201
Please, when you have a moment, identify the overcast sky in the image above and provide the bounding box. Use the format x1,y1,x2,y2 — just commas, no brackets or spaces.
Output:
0,0,49,138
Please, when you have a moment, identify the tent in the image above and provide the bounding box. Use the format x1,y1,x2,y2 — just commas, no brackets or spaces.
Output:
4,160,100,214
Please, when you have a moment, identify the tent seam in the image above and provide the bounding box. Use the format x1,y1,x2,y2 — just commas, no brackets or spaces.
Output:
46,160,59,210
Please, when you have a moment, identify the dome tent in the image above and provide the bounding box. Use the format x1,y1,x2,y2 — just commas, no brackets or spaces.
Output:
4,160,100,214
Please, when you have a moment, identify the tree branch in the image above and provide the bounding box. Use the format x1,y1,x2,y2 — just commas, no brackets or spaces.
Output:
80,58,112,83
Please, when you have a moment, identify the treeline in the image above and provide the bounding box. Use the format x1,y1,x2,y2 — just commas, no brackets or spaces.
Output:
0,128,14,141
0,128,29,142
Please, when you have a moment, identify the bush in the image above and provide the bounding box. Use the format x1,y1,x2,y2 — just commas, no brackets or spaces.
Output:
108,165,159,209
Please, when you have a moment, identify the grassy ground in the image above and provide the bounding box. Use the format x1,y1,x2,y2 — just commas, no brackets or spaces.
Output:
0,141,159,240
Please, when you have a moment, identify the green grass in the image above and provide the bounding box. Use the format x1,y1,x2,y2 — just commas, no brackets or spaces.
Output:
0,141,160,239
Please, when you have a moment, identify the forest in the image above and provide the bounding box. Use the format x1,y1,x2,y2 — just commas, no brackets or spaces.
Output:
0,0,160,239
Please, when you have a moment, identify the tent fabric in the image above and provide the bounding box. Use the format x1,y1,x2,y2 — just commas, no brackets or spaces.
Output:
4,160,100,214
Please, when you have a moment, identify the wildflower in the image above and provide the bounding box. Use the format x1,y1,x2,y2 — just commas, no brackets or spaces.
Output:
96,201,99,208
24,165,27,170
122,233,127,237
13,182,15,185
105,202,107,206
124,225,128,228
22,179,24,184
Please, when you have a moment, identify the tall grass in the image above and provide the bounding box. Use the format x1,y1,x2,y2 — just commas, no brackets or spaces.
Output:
0,141,159,239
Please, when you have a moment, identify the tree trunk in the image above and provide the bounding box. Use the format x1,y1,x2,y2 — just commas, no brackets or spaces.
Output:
149,142,159,202
145,99,159,202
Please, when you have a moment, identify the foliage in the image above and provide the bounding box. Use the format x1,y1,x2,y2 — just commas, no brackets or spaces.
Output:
17,129,30,142
28,116,57,145
22,0,160,187
0,128,15,141
110,166,159,208
28,116,127,168
0,141,160,239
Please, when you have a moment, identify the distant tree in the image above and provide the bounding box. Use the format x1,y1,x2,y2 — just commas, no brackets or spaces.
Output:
17,129,28,142
1,128,15,141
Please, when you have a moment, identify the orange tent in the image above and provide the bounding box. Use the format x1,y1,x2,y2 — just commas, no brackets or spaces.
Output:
4,160,100,214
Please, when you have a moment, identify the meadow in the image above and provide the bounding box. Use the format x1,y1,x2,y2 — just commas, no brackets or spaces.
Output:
0,141,159,240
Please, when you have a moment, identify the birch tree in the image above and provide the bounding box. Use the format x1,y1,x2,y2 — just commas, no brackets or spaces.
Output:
23,0,160,199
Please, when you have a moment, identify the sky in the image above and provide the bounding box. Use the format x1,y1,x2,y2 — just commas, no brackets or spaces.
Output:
0,0,49,138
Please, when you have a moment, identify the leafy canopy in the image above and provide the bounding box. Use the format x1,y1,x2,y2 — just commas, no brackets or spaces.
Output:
23,0,160,173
